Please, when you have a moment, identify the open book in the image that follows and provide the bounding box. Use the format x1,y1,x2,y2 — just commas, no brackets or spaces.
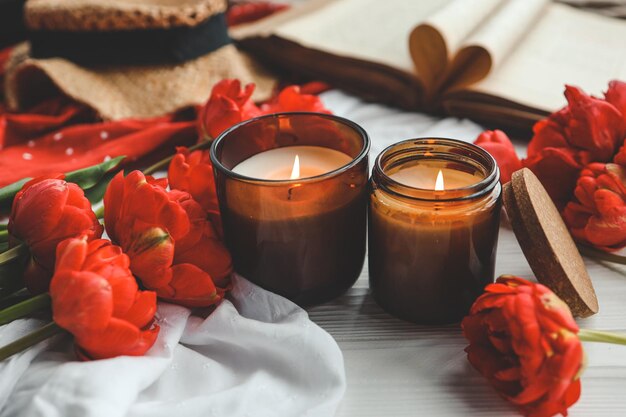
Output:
231,0,626,131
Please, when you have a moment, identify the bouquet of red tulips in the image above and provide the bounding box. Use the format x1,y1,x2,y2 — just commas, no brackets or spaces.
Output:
0,79,331,361
474,80,626,255
469,82,626,416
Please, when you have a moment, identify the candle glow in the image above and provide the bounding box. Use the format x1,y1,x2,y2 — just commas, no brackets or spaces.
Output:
290,155,300,180
435,169,444,191
231,146,352,180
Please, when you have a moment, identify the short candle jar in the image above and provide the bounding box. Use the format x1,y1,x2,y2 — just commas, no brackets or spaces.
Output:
211,112,370,306
369,138,501,324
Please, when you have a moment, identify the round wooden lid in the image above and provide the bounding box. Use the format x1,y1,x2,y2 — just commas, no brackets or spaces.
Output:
503,168,599,317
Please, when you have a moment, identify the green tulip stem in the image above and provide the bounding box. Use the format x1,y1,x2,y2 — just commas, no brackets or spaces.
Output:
0,322,64,361
0,288,30,309
143,137,214,175
0,293,51,325
578,329,626,346
94,206,105,219
578,245,626,265
0,243,27,264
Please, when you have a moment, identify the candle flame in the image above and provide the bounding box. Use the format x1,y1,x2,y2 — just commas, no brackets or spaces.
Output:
435,169,444,191
290,155,300,180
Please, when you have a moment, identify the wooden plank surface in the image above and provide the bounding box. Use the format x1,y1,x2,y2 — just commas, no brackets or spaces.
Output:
307,91,626,416
308,228,626,416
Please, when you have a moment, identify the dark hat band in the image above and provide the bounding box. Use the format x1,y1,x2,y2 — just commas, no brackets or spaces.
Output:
29,12,231,66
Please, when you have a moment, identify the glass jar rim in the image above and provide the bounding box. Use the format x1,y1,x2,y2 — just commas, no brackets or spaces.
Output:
372,137,500,202
210,112,370,185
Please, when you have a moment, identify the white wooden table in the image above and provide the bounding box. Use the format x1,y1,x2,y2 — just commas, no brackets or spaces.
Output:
308,91,626,416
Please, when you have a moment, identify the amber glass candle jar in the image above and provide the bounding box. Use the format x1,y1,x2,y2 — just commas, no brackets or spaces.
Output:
369,138,501,324
211,112,370,305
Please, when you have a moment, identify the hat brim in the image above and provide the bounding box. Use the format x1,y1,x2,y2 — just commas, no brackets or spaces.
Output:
4,43,276,120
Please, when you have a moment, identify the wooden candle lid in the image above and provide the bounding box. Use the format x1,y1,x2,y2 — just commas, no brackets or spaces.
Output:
503,168,599,317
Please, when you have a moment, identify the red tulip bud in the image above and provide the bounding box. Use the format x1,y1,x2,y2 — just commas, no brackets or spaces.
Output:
8,175,103,293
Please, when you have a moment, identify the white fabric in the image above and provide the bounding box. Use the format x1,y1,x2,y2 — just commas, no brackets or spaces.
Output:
0,276,345,417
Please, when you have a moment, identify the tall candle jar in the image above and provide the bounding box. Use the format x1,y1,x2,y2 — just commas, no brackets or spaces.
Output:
369,138,501,324
211,112,370,306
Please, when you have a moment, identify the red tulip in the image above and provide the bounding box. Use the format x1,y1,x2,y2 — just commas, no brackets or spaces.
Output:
168,146,224,238
259,85,331,114
614,140,626,166
170,190,232,289
604,80,626,124
562,162,626,251
104,171,232,307
196,79,332,141
462,276,584,417
50,236,159,360
168,147,218,213
197,79,262,139
8,175,103,294
524,85,625,206
474,130,522,183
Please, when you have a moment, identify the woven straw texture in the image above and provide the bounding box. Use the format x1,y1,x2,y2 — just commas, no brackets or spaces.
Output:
25,0,227,31
5,43,276,120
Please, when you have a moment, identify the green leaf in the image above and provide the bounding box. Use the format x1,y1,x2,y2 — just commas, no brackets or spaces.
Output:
578,244,626,265
0,293,51,325
65,156,125,189
0,178,29,212
84,170,118,205
0,156,125,211
0,322,64,361
0,244,27,299
0,243,28,264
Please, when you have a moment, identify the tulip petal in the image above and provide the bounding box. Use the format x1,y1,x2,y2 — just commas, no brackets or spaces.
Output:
75,317,152,359
605,80,626,122
54,236,88,273
474,130,522,183
103,171,125,240
175,232,233,284
127,227,175,289
50,270,113,334
158,263,219,307
121,291,158,329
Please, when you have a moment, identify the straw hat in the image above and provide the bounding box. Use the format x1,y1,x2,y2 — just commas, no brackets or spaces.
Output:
4,0,276,120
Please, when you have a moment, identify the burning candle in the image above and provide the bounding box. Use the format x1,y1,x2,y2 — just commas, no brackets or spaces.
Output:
368,138,502,324
211,113,370,305
231,146,353,180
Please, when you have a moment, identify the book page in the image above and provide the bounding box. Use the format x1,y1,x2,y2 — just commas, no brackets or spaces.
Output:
458,0,549,69
467,3,626,111
408,0,503,95
235,0,452,74
444,0,548,93
425,0,504,54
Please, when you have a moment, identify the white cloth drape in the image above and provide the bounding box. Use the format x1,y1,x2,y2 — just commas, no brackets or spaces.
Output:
0,276,345,417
